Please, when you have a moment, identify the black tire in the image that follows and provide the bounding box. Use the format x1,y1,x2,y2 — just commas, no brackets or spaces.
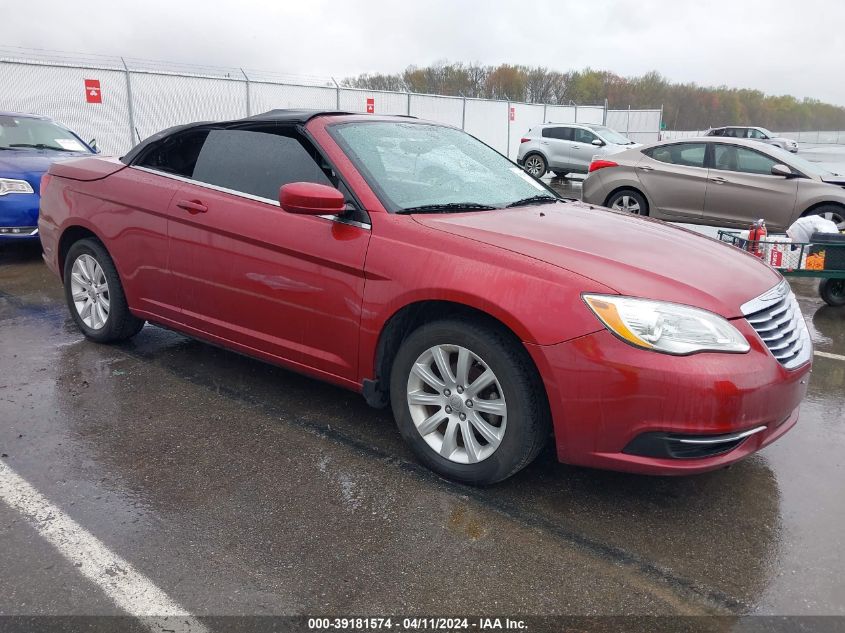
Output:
389,318,550,485
63,238,145,343
552,171,569,179
806,204,845,230
523,153,547,178
819,278,845,307
605,188,649,216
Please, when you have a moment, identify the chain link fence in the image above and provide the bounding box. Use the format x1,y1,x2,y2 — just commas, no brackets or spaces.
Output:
0,53,661,159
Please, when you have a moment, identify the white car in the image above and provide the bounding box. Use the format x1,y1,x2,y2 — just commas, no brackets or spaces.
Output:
704,126,799,153
517,123,640,178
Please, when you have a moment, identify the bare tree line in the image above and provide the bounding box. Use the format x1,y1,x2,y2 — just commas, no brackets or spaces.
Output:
344,62,845,131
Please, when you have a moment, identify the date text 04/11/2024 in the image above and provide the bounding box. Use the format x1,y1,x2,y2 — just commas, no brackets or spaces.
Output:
307,618,528,630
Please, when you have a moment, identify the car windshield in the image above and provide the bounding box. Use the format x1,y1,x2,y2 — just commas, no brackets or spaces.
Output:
588,125,634,145
0,115,91,152
767,144,834,176
330,121,559,213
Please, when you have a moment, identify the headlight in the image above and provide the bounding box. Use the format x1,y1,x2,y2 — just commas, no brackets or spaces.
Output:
583,294,750,355
0,178,35,196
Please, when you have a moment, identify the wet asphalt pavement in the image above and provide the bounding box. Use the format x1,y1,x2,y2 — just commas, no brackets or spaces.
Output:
1,154,844,626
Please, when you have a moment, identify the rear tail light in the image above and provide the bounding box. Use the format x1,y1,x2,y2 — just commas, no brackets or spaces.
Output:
588,159,618,173
520,137,531,144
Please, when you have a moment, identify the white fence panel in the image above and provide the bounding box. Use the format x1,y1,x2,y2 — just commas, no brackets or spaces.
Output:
575,106,605,125
339,88,408,115
508,103,545,159
409,94,463,127
660,130,707,140
605,109,662,144
131,73,246,141
463,99,509,155
544,105,576,123
0,61,131,155
250,82,336,113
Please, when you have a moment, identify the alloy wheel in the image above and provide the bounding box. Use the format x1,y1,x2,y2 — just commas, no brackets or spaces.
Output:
70,254,110,330
524,156,545,177
611,195,641,214
406,344,507,464
820,210,845,231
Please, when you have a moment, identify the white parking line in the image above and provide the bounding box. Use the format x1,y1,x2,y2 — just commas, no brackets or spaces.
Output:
815,350,845,362
0,460,208,633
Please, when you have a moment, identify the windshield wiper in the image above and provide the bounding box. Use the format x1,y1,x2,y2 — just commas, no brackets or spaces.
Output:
505,195,559,208
397,202,498,214
9,143,76,152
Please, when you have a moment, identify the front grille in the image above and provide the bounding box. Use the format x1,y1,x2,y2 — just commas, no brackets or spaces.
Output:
741,281,812,370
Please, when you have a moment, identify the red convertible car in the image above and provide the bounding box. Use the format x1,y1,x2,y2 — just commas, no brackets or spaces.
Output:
39,110,812,484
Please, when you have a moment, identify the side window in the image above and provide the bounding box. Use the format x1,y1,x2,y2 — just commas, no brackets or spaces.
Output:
191,128,333,200
713,145,778,175
723,128,741,138
542,127,573,141
137,130,210,177
644,143,706,168
748,128,767,140
573,128,598,144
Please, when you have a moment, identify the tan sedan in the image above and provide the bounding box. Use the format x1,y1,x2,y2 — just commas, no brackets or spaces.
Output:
582,137,845,231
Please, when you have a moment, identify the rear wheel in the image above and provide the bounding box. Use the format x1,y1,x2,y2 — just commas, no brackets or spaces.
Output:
819,278,845,307
390,319,550,485
523,154,547,178
807,204,845,231
606,189,649,216
552,171,569,179
64,239,145,343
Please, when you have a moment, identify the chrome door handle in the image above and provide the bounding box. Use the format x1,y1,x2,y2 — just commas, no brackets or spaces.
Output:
638,165,654,171
710,176,728,184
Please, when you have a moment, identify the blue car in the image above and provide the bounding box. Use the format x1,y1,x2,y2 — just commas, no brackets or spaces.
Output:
1,112,97,241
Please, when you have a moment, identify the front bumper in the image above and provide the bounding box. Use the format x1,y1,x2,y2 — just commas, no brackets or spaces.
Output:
526,319,811,475
0,193,40,240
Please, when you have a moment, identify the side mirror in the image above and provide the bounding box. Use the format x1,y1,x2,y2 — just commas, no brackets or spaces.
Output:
591,138,604,147
88,138,100,154
771,164,795,178
279,182,345,215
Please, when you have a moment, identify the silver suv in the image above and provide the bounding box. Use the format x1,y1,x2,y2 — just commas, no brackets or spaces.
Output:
517,123,640,178
705,126,798,153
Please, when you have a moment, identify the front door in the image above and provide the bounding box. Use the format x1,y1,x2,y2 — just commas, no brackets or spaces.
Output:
704,143,798,229
166,126,371,381
569,127,601,172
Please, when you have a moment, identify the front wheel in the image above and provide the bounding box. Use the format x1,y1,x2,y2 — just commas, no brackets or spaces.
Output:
64,238,145,343
819,278,845,307
390,319,550,485
807,204,845,231
523,154,547,178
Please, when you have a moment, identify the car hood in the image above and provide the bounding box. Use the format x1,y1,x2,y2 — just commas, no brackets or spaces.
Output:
0,150,87,192
412,202,781,318
820,174,845,185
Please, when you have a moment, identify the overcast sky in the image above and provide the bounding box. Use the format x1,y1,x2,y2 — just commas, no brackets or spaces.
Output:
4,0,844,105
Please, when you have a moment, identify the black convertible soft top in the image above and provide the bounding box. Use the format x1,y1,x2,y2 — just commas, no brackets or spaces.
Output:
120,109,354,164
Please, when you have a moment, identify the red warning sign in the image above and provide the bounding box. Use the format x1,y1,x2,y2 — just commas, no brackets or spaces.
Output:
366,97,374,114
509,106,515,121
84,79,102,104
